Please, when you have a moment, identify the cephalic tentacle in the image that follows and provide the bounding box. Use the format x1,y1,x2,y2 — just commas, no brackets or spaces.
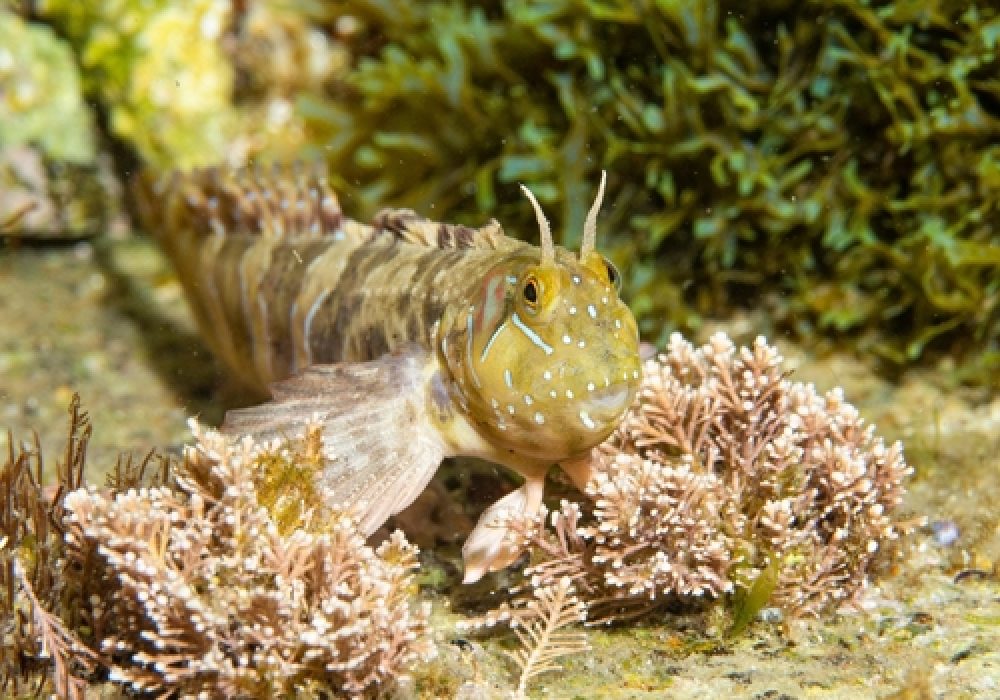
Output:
519,184,554,265
580,169,607,259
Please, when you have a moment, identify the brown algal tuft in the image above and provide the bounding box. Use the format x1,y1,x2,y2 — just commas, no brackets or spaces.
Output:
498,332,915,625
59,421,434,699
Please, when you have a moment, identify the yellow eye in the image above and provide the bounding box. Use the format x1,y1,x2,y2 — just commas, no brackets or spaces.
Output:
523,277,539,305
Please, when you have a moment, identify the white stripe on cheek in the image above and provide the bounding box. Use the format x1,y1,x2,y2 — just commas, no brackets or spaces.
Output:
480,319,507,362
512,312,554,355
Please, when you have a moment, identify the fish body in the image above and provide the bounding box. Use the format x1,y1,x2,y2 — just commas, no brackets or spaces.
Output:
139,164,641,581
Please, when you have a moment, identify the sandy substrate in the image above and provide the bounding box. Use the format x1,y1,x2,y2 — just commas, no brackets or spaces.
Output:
1,239,997,698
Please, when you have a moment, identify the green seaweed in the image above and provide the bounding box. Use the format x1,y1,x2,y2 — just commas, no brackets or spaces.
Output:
299,0,1000,384
728,555,781,637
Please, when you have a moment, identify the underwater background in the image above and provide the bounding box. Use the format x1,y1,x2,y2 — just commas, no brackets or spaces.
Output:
2,1,999,697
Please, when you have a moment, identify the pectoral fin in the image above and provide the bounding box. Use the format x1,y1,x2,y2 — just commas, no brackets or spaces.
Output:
222,344,446,534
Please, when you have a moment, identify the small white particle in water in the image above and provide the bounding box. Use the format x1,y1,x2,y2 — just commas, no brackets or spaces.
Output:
566,389,574,399
587,382,596,391
534,412,545,425
580,411,596,430
543,370,553,381
524,395,534,405
569,306,577,315
588,304,597,318
562,334,572,345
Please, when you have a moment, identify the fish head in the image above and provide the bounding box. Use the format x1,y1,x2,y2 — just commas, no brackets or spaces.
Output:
447,174,641,461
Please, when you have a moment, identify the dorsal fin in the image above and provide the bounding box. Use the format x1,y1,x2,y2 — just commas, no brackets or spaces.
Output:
145,163,346,241
371,207,510,250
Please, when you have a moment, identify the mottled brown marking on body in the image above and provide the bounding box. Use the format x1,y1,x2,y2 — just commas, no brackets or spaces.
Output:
257,242,330,373
138,164,528,391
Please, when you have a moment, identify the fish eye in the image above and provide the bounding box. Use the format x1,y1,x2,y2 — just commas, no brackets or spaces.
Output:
604,259,621,292
523,278,539,304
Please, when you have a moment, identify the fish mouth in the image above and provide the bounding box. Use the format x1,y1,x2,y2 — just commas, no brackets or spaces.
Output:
582,381,633,422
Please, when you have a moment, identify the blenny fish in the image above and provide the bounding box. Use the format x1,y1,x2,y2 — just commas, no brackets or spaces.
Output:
137,164,641,582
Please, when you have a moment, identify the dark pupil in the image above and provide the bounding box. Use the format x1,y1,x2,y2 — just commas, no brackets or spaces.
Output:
523,280,538,303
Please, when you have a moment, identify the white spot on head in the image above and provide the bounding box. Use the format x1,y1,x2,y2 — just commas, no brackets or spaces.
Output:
543,370,552,381
491,398,499,409
572,274,581,285
632,369,640,379
569,306,577,315
587,304,597,319
550,390,558,399
565,389,574,399
580,410,596,430
524,394,534,405
534,411,545,425
577,340,586,348
587,381,595,392
614,319,622,329
602,296,609,304
504,368,513,388
562,334,572,345
507,404,515,415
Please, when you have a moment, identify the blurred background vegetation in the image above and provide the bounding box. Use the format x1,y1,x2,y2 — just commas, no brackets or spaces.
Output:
2,0,998,386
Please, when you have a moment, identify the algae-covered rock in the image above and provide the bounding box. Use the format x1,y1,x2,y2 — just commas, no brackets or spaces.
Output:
0,10,112,238
0,9,95,165
37,0,240,169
